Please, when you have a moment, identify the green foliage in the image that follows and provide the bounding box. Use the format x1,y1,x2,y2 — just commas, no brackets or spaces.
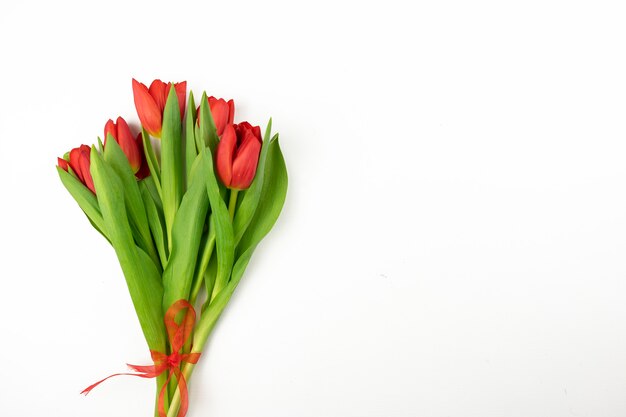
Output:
197,92,219,153
103,135,160,269
57,167,107,238
161,158,210,311
184,91,197,189
57,89,288,408
194,135,288,347
232,120,273,247
89,147,166,352
202,146,234,300
142,128,161,196
161,87,184,250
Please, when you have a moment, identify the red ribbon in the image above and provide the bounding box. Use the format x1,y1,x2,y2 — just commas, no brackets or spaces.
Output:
81,300,201,417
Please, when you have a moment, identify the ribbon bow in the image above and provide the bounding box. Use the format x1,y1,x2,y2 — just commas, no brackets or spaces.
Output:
81,300,201,417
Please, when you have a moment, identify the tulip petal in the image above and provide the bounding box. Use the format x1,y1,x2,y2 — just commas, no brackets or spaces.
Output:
133,79,162,136
69,147,84,181
252,125,262,141
104,119,117,147
216,124,237,187
57,157,69,171
116,117,133,143
209,97,229,137
149,79,168,111
115,117,142,174
174,81,187,119
231,130,262,190
235,122,255,145
227,99,235,125
79,145,96,193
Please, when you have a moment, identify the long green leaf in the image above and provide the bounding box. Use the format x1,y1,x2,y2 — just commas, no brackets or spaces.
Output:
189,216,216,303
203,146,235,300
161,158,210,311
140,181,168,267
161,86,184,251
197,92,219,153
185,91,197,189
236,136,288,258
142,129,161,196
195,136,288,347
103,135,160,269
57,167,107,239
90,147,165,352
143,175,163,213
202,247,218,303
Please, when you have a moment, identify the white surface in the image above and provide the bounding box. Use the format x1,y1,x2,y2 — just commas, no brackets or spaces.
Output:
1,1,626,416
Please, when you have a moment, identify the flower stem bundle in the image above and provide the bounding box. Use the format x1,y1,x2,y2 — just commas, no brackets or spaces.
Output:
57,79,288,417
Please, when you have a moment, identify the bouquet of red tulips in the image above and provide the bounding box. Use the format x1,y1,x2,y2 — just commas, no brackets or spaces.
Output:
56,79,288,417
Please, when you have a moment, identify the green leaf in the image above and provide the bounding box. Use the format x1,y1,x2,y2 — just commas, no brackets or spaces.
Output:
202,245,218,302
187,151,204,186
103,135,160,270
202,146,235,300
194,117,203,154
232,119,273,247
161,159,210,311
140,180,168,267
198,92,219,153
194,244,253,352
161,86,184,251
142,175,163,213
185,91,197,189
194,135,288,354
189,216,216,303
142,128,162,197
236,136,288,259
89,148,165,352
87,217,111,244
57,167,107,239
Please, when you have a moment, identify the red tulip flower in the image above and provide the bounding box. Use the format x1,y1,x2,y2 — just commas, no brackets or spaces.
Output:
58,144,95,193
132,79,186,137
208,97,234,136
216,122,262,190
104,116,142,174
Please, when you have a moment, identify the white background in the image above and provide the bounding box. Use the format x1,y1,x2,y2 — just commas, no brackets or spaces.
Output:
1,1,625,416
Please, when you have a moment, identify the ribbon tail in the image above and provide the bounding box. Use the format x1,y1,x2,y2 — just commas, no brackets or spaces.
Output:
157,370,175,417
127,363,163,377
81,372,146,395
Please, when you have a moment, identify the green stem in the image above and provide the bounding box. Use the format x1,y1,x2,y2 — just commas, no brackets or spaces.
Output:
228,189,238,221
166,361,196,417
190,225,216,305
203,259,218,306
206,190,237,303
155,372,169,417
184,227,216,354
166,289,235,417
142,229,162,272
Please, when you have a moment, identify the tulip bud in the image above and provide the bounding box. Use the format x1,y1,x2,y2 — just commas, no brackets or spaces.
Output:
216,122,262,190
132,79,186,137
208,97,235,136
57,157,69,171
68,144,95,193
104,117,142,174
